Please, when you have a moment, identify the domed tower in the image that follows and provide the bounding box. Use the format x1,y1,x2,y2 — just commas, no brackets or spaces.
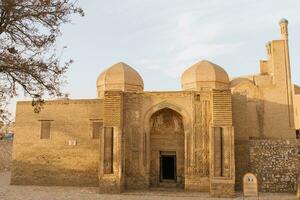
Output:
97,62,144,98
181,60,229,90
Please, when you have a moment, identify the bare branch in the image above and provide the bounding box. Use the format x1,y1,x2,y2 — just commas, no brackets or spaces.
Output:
0,0,83,122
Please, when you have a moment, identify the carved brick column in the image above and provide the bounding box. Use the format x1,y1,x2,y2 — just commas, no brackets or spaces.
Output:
99,91,124,193
209,90,235,197
185,91,212,191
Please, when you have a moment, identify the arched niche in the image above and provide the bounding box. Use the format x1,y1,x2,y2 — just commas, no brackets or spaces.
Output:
142,101,192,187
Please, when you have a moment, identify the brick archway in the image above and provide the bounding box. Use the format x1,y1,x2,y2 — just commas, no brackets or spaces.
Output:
149,108,184,187
143,101,192,188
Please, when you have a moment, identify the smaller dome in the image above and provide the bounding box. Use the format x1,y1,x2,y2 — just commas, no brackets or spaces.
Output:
230,78,254,88
181,60,229,90
265,41,271,47
279,18,288,24
97,62,144,98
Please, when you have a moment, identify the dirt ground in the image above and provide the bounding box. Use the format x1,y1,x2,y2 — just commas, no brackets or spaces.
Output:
0,172,298,200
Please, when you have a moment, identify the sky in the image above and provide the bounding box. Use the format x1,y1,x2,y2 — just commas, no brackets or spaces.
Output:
8,0,300,118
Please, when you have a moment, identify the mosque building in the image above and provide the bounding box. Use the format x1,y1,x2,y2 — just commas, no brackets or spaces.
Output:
11,19,300,197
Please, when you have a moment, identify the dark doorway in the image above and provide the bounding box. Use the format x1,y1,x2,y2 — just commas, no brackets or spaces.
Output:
160,153,176,181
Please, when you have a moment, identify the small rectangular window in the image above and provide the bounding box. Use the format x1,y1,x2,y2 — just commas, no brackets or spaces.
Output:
296,130,300,139
40,120,51,139
92,121,103,139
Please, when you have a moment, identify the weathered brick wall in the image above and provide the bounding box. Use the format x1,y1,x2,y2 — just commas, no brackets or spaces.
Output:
12,99,103,186
234,140,250,191
123,92,149,190
0,140,12,172
249,139,300,192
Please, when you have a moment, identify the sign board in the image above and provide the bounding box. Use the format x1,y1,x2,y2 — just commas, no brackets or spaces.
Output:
243,173,258,197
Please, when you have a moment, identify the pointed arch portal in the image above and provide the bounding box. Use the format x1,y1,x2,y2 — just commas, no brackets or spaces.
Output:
143,101,192,187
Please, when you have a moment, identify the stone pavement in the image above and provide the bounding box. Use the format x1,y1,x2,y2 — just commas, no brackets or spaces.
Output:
0,172,298,200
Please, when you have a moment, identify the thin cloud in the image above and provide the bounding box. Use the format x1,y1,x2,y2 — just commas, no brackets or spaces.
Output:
138,12,242,78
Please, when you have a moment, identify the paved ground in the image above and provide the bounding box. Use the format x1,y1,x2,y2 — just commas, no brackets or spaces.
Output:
0,172,298,200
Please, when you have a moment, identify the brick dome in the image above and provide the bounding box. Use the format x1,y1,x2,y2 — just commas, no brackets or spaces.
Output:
181,60,229,90
97,62,144,98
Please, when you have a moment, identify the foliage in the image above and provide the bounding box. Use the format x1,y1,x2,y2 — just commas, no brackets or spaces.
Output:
0,0,84,122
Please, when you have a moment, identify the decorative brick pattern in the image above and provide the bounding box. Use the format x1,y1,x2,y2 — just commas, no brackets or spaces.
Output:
212,90,232,126
104,91,122,127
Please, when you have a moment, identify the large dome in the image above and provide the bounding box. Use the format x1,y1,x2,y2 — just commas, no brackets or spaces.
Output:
181,60,229,90
97,62,144,98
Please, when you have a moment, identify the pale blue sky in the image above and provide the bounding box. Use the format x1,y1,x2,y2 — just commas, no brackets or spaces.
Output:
9,0,300,116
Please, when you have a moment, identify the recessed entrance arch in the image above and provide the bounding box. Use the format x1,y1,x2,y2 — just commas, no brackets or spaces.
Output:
142,101,192,188
149,108,184,187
